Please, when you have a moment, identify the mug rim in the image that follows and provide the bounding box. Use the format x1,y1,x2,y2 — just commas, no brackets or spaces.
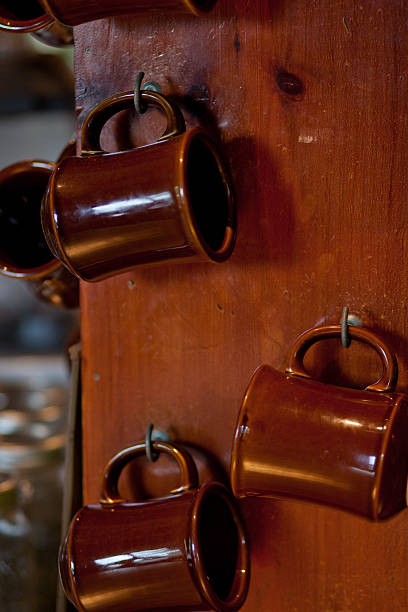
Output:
189,481,249,611
372,392,408,520
59,509,86,612
0,160,61,279
177,128,236,263
230,364,268,499
0,3,52,32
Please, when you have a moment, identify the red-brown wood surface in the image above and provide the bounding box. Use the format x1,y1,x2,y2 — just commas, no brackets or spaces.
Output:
76,2,408,610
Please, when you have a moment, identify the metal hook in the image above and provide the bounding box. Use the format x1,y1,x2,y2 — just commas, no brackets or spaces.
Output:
134,71,163,114
340,306,363,348
145,423,171,462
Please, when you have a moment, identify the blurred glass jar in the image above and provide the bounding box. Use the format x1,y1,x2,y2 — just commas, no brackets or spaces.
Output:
0,404,65,438
0,374,67,610
0,473,36,612
0,381,67,413
0,434,65,611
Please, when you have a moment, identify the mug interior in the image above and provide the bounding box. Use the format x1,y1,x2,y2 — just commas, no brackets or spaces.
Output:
197,490,240,602
185,0,216,13
192,0,214,6
0,0,45,20
0,166,55,270
186,136,231,255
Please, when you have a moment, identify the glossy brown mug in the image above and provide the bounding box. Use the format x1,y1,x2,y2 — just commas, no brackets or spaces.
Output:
230,324,408,520
41,90,236,282
0,2,73,46
39,0,216,25
0,157,78,308
60,441,249,612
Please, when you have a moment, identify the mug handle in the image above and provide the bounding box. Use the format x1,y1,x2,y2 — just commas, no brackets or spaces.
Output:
100,441,199,505
285,324,398,392
81,90,186,155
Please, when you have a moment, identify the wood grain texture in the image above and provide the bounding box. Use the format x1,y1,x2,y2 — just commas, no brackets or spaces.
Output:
76,1,408,610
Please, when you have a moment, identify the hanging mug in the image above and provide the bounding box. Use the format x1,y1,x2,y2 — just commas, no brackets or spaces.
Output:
230,324,408,520
0,145,79,308
38,0,216,25
59,441,249,612
41,90,236,282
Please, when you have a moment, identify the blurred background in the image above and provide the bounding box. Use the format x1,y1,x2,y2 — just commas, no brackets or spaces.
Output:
0,28,78,611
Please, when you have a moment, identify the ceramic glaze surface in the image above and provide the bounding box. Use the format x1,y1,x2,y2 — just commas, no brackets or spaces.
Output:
39,0,215,25
42,123,235,282
61,495,205,612
60,443,249,612
231,327,408,520
30,18,73,46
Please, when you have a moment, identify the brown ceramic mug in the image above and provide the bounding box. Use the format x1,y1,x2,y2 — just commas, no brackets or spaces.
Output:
60,441,249,612
0,156,78,308
39,0,216,25
0,1,73,46
230,324,408,520
41,90,236,282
